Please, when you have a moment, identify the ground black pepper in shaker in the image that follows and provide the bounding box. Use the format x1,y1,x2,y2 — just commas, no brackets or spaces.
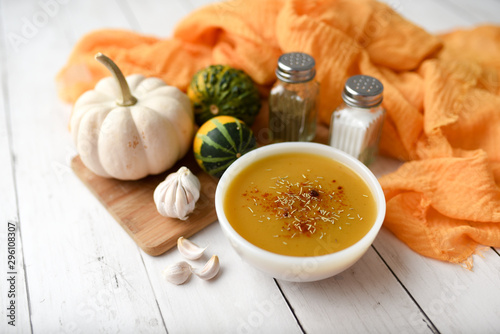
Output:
268,52,319,142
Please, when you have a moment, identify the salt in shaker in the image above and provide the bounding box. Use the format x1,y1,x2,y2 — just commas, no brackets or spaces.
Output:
328,75,385,166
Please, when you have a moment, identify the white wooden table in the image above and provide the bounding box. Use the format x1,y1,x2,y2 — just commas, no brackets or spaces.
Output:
1,0,500,333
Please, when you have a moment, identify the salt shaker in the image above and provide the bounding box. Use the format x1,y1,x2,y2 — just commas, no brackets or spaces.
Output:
328,75,385,166
268,52,319,142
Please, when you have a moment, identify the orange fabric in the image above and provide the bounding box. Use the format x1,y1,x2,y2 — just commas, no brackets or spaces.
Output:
57,0,500,266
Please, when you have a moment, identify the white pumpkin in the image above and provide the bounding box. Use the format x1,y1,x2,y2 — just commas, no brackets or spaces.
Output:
71,53,194,180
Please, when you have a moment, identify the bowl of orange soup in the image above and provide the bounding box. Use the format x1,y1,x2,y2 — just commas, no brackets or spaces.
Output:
215,142,385,282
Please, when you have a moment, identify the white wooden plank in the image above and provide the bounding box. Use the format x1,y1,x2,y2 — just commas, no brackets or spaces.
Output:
141,223,303,333
57,0,133,43
122,0,191,36
2,1,166,332
277,247,436,333
379,0,473,33
441,0,500,25
0,6,31,332
184,0,219,11
380,0,500,33
374,229,500,333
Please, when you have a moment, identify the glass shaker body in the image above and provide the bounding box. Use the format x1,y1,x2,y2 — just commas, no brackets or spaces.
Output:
268,52,319,143
328,75,386,166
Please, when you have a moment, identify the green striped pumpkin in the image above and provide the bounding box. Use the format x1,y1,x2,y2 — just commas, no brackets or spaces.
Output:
187,65,261,126
193,116,257,178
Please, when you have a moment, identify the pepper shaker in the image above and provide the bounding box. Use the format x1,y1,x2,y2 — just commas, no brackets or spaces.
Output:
268,52,319,142
328,75,385,166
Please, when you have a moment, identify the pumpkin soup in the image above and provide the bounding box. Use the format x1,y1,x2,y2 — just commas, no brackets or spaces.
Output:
224,152,377,256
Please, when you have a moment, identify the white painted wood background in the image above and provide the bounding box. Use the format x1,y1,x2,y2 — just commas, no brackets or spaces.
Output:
1,0,500,333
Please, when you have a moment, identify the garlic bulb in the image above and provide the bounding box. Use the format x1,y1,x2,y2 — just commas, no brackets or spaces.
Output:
154,166,201,220
192,255,220,280
177,237,207,260
162,261,192,285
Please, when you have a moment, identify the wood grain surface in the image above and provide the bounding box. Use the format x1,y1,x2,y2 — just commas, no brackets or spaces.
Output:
71,154,218,256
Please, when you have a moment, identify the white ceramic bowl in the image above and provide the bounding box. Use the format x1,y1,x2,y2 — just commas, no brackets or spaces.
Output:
215,142,385,282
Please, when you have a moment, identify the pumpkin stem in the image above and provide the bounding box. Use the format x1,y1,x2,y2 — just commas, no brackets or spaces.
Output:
95,53,137,106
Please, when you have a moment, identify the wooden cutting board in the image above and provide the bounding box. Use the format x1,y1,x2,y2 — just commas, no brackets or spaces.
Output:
71,154,218,256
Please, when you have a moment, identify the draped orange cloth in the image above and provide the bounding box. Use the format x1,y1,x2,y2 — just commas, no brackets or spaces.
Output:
57,0,500,266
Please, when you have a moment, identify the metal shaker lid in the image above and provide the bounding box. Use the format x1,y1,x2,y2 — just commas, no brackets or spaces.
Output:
276,52,316,83
341,75,383,108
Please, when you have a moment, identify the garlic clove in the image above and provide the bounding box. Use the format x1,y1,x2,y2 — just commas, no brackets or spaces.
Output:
154,166,201,220
162,261,192,285
192,255,220,280
177,237,207,260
